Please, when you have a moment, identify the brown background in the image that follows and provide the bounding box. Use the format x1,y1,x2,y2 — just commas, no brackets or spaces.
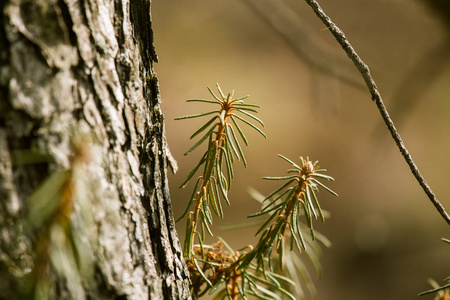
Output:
152,0,450,299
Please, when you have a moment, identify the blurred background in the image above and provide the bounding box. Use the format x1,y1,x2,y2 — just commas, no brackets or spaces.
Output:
152,0,450,299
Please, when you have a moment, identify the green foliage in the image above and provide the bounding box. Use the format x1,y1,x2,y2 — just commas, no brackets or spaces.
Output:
240,155,336,271
176,83,265,261
177,84,337,299
22,138,96,299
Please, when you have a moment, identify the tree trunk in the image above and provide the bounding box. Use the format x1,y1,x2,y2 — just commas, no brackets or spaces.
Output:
0,0,190,299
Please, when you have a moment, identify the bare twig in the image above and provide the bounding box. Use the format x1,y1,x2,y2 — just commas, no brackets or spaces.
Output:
243,0,364,90
304,0,450,225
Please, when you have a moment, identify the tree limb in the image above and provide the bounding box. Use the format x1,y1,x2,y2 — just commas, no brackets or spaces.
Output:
304,0,450,225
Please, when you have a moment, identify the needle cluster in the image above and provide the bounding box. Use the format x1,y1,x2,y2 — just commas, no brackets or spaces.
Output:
176,84,265,261
23,137,96,299
177,84,336,299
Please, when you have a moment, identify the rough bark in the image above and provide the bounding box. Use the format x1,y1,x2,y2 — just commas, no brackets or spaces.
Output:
0,0,190,299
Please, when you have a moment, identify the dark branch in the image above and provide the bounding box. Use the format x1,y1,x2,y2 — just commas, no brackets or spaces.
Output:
304,0,450,225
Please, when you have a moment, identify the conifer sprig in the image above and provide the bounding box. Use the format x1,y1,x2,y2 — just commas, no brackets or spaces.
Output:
239,155,337,271
176,83,265,260
23,136,96,299
177,86,335,299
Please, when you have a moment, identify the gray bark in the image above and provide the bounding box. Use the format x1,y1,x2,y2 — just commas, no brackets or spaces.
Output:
0,0,190,299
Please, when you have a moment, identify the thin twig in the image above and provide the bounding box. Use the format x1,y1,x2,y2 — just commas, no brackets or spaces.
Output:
304,0,450,225
243,0,364,90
